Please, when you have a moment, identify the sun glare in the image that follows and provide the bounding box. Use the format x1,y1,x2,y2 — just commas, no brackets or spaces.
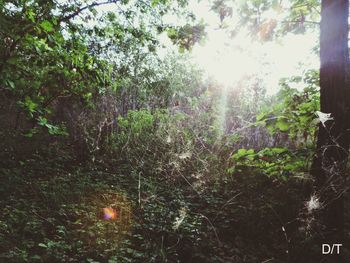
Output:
188,1,319,94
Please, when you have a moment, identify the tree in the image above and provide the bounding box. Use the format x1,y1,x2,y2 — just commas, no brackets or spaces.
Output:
0,0,200,135
310,0,350,260
216,0,348,259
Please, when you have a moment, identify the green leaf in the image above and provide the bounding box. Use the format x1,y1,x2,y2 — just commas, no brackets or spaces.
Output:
256,112,265,121
26,10,35,22
38,243,47,248
38,117,48,126
6,79,15,89
271,148,288,154
24,96,37,114
40,20,54,33
276,119,290,132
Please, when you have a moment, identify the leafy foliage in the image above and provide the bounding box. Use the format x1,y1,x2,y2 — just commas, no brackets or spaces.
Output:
1,0,346,262
257,70,319,145
0,0,201,134
225,0,320,40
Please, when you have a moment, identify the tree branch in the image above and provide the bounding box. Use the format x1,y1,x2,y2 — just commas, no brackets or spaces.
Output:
59,0,119,23
281,20,320,25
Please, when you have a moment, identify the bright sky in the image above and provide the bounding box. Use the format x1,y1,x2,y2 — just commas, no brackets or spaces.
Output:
96,0,319,95
186,0,319,94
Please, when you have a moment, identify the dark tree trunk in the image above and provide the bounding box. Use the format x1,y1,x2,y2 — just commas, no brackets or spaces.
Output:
310,0,350,261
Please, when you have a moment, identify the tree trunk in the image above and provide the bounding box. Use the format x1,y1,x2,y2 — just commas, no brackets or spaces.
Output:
310,0,350,261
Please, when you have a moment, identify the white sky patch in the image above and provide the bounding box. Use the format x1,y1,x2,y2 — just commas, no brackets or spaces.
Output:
187,0,319,94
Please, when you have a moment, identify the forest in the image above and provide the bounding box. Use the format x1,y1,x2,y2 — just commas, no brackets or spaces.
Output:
1,0,350,262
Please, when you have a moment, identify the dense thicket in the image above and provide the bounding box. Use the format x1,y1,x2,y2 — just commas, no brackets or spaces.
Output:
1,0,349,263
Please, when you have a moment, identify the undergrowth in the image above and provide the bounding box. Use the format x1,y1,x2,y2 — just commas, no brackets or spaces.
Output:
0,82,338,263
0,141,314,262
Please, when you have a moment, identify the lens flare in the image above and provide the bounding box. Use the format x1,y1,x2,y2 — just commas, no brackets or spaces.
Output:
103,207,117,220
